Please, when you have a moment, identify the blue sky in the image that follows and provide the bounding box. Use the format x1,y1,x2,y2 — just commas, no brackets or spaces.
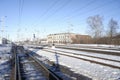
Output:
0,0,120,41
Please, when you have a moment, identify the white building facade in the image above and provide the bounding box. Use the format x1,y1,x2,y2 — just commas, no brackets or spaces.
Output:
47,33,92,44
47,33,73,44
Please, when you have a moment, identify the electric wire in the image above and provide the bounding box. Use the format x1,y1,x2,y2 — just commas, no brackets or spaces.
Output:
30,0,60,28
32,0,72,27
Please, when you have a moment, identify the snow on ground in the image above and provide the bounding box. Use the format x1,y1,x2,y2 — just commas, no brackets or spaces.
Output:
20,55,47,80
0,44,12,80
30,48,120,80
54,48,120,62
0,45,11,63
44,48,120,67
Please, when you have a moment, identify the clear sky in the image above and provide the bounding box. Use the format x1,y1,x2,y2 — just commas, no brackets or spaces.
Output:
0,0,120,41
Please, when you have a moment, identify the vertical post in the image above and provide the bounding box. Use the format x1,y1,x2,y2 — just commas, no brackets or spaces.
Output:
52,44,60,71
55,52,60,71
33,33,35,45
0,16,7,40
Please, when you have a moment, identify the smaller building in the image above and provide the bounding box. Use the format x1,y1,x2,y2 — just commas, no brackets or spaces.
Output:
72,34,92,44
2,38,8,44
40,38,48,44
0,37,10,44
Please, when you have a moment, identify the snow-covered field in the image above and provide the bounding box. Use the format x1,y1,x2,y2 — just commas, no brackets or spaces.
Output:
54,48,120,62
0,44,12,80
44,48,120,67
29,48,120,80
0,45,11,63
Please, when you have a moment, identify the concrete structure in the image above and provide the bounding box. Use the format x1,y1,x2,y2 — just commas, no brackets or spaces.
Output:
47,33,91,44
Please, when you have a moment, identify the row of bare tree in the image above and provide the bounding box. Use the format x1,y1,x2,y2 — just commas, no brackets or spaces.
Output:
87,15,120,45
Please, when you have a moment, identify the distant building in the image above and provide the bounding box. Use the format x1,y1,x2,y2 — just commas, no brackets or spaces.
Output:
0,37,2,44
2,38,8,44
47,33,91,44
0,37,8,44
72,34,92,44
40,38,48,44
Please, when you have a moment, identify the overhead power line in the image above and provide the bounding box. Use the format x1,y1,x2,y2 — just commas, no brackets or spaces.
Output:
38,0,96,25
18,0,24,26
66,0,114,20
37,0,95,26
31,0,60,28
42,0,72,22
32,0,72,27
70,0,95,14
49,0,116,30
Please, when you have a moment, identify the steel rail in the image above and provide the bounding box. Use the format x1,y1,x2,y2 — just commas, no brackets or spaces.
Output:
27,53,63,80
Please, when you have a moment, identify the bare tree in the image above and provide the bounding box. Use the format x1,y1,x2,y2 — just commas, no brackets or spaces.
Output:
107,18,119,45
87,15,103,44
108,18,119,38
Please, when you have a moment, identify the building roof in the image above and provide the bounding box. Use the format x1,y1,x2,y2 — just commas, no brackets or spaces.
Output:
47,33,91,37
48,33,76,36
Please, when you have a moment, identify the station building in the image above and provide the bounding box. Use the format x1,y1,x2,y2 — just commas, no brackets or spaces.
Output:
47,33,91,44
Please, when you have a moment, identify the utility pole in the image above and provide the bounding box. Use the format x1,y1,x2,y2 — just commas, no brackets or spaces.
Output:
65,23,73,44
17,28,20,42
0,16,7,39
33,33,36,45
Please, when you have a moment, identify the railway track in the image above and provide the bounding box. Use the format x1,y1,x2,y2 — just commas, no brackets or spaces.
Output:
10,45,63,80
48,49,120,62
56,46,120,56
42,48,120,69
57,45,120,51
18,53,47,80
10,45,17,80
